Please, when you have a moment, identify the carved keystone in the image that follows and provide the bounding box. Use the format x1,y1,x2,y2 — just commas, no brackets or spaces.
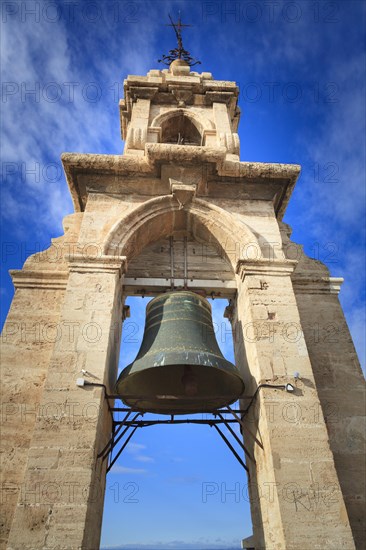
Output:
169,85,194,107
170,179,196,209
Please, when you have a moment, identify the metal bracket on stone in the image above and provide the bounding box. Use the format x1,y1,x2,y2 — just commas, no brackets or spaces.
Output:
170,179,196,209
122,305,131,321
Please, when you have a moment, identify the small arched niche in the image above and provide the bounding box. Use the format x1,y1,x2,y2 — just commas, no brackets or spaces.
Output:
161,112,202,145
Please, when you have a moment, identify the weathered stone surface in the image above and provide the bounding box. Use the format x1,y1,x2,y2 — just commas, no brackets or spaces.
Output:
1,61,363,550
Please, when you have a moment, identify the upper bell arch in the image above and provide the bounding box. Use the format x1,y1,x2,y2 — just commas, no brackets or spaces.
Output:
150,108,214,146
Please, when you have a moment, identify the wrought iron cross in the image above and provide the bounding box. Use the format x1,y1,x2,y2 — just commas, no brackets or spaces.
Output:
158,12,201,67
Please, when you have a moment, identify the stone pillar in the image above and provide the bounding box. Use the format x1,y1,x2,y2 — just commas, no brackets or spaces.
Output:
125,98,151,152
293,277,366,548
0,272,67,549
6,254,125,550
212,102,239,155
233,259,355,549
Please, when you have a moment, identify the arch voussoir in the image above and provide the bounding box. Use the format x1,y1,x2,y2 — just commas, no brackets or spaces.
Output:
103,195,260,271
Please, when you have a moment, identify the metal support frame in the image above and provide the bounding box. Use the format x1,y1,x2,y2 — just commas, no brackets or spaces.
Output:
98,398,255,476
88,382,292,475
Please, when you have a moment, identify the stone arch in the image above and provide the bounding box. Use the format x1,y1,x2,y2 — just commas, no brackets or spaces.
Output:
103,195,260,271
151,108,214,145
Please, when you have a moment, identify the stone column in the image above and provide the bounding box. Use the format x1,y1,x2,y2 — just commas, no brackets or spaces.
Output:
0,271,67,549
6,254,125,550
293,276,366,548
233,259,355,549
212,102,239,155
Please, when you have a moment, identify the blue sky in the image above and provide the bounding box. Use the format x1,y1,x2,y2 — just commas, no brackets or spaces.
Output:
1,1,365,548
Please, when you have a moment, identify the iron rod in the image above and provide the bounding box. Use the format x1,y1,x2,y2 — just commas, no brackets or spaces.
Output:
107,426,139,473
112,409,133,441
102,412,141,461
97,409,133,459
114,418,238,426
225,404,264,450
111,406,249,413
217,413,255,463
213,424,250,476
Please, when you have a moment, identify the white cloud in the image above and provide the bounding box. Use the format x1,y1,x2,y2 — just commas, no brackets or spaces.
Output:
126,442,146,453
110,465,147,475
135,455,154,463
125,441,154,463
1,8,163,238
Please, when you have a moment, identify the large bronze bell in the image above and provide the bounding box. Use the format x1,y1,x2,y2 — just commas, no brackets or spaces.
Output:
115,291,245,413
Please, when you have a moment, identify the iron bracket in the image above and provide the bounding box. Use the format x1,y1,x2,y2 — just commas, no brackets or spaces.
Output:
99,400,255,476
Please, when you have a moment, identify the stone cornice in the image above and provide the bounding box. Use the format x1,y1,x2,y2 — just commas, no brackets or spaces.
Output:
292,275,344,295
236,258,297,279
61,152,153,212
10,256,128,289
123,72,239,101
66,254,127,276
61,152,300,219
218,160,300,219
10,270,69,290
145,143,226,165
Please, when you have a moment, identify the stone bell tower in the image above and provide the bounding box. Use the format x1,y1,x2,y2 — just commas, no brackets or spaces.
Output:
1,27,365,550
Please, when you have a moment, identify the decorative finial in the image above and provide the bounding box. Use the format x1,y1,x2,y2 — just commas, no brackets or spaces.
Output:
158,13,201,67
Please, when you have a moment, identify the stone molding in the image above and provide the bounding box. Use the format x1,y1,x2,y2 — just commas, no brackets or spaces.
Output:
236,258,297,279
145,143,226,165
104,195,258,270
235,264,344,294
292,275,344,295
10,269,69,290
61,152,300,219
128,86,158,101
206,90,236,105
66,253,127,276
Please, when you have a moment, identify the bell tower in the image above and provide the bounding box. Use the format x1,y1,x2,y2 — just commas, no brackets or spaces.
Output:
1,21,365,550
120,58,240,159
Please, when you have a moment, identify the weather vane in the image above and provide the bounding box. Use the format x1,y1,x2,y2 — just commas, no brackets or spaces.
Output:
158,12,201,67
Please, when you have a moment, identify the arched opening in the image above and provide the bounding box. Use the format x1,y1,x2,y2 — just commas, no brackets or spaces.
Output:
103,196,260,272
100,293,253,549
161,112,202,145
99,198,259,548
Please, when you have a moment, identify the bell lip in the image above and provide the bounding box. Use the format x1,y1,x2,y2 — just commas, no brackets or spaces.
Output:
115,364,245,414
146,290,212,313
117,394,244,415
